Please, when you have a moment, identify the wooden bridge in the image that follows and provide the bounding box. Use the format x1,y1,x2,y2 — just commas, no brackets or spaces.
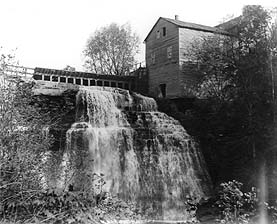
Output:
33,67,135,90
6,65,148,94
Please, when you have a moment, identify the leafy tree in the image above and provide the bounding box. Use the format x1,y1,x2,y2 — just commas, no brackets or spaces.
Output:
186,34,238,103
63,65,76,71
234,5,273,161
83,23,139,76
183,5,276,186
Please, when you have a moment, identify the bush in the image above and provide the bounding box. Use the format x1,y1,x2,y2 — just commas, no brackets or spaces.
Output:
214,180,277,224
0,75,54,222
1,187,141,223
215,180,258,223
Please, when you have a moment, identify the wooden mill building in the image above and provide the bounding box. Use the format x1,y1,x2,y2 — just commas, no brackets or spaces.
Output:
144,16,231,99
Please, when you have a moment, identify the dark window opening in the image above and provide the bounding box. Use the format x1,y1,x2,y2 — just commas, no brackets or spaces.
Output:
44,75,50,81
97,80,103,86
117,83,123,88
52,76,58,82
156,30,160,39
111,82,116,87
76,78,81,85
90,80,96,86
60,77,66,82
124,83,129,89
167,46,172,59
151,52,155,64
68,77,74,83
159,84,166,98
162,27,166,36
33,74,42,80
83,79,88,86
104,81,110,86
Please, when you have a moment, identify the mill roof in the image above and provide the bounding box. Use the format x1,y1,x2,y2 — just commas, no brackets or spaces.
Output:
215,16,241,31
144,17,231,42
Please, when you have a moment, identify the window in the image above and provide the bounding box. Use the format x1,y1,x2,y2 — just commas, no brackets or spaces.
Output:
162,27,166,36
83,79,88,86
60,77,66,82
167,46,172,59
52,76,58,82
156,30,160,39
118,83,123,88
111,82,116,87
68,77,74,83
33,74,42,80
44,75,50,81
104,81,110,87
151,52,155,64
90,80,96,86
97,80,103,86
75,78,81,85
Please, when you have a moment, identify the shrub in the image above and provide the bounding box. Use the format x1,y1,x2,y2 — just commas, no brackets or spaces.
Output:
215,180,258,223
0,74,54,221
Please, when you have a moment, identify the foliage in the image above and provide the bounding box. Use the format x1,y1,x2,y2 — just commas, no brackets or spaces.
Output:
190,180,277,224
186,35,237,102
215,180,258,223
0,56,54,221
83,23,139,76
212,180,277,224
1,187,140,223
182,5,277,185
63,65,76,71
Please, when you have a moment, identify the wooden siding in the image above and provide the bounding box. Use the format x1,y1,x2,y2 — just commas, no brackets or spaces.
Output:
179,28,212,63
146,18,222,98
178,28,213,96
145,18,180,98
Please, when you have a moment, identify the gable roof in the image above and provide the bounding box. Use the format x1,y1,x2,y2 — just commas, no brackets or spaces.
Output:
215,16,241,31
144,17,231,42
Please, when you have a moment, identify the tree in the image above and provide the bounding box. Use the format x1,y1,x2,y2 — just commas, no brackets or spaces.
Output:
184,5,276,185
63,65,76,71
234,5,272,161
83,23,139,76
186,35,237,102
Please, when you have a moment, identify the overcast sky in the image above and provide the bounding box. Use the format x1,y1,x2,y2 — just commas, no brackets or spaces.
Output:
0,0,275,71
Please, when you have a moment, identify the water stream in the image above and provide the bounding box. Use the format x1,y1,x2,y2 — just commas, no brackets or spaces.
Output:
57,86,211,220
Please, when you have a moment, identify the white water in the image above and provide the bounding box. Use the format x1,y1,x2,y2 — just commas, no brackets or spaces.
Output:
60,86,211,220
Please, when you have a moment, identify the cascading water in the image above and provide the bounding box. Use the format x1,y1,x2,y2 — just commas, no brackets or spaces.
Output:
62,86,211,220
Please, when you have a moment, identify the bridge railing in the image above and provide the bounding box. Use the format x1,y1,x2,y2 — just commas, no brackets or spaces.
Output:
5,64,34,79
3,65,148,93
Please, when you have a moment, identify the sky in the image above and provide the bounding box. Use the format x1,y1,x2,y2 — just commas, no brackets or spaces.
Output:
0,0,275,71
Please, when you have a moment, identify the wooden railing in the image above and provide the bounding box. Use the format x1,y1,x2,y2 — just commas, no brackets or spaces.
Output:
5,64,34,79
33,67,136,90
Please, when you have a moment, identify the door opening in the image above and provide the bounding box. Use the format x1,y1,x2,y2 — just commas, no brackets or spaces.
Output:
159,84,166,98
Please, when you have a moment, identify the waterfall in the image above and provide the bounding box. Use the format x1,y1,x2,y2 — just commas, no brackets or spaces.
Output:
62,86,211,220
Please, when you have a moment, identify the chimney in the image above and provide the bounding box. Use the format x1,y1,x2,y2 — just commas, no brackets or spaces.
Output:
175,15,179,20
